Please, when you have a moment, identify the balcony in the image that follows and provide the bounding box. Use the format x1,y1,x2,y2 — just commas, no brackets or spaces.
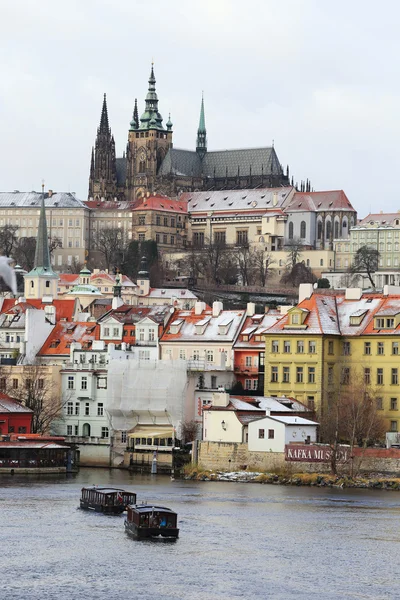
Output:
64,435,109,445
234,363,260,374
134,340,157,347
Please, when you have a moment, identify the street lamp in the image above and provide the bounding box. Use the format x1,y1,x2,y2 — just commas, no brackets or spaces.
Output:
221,420,226,431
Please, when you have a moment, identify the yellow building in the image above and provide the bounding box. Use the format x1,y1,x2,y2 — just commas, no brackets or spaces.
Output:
264,284,400,433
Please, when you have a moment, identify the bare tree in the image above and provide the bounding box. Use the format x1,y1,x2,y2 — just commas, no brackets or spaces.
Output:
351,246,380,289
0,225,19,257
180,420,199,443
49,236,63,257
338,269,362,288
14,237,36,270
0,365,67,434
319,368,385,475
285,237,303,270
281,262,316,287
236,245,256,286
197,239,230,284
92,228,129,271
252,247,275,286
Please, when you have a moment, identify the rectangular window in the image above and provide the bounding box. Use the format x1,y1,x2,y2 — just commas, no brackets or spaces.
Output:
113,327,119,337
38,379,44,389
138,215,145,225
393,342,399,355
245,356,252,367
81,376,88,390
101,427,109,439
236,230,248,245
163,234,168,244
376,397,383,410
97,403,104,416
377,368,384,385
364,342,371,355
297,341,304,354
296,367,303,383
392,369,398,385
309,341,316,354
283,341,291,353
121,431,127,444
343,341,351,356
74,425,78,435
328,366,334,385
68,376,74,390
67,401,73,415
67,425,73,435
104,327,110,337
376,318,385,328
214,231,226,245
97,377,107,389
85,403,90,416
271,340,279,353
377,342,385,355
211,375,217,389
268,429,275,439
179,349,186,360
391,421,398,432
171,218,175,228
156,216,161,226
193,232,205,246
12,379,18,389
164,217,168,227
391,398,398,410
258,429,265,439
138,233,145,242
206,350,214,362
245,379,252,390
308,367,315,383
341,367,350,385
364,368,371,385
328,340,334,355
170,235,175,245
75,402,80,416
271,366,278,382
283,367,290,383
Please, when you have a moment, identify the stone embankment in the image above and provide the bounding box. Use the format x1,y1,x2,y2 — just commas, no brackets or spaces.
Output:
184,468,400,490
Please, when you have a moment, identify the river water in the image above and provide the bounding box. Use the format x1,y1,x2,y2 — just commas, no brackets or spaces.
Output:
2,468,400,600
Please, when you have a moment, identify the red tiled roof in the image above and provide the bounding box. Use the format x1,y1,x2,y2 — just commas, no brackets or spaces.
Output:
286,190,355,212
132,195,187,213
0,299,77,321
39,322,100,356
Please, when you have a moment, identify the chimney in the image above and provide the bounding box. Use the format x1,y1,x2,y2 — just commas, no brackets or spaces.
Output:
212,301,223,317
194,301,206,315
345,288,363,300
383,285,400,297
48,189,53,198
211,390,230,407
298,283,314,303
247,302,255,316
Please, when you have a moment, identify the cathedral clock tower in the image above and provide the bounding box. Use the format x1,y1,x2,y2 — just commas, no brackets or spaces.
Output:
126,64,173,200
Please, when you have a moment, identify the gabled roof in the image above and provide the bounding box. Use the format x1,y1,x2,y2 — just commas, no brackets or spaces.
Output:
39,322,100,356
0,298,77,322
284,190,355,213
0,191,88,209
359,213,400,226
132,195,187,213
98,304,171,325
0,393,33,414
160,308,245,343
234,312,282,348
183,187,293,214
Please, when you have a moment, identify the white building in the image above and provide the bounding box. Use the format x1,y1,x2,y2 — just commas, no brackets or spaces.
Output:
248,415,318,453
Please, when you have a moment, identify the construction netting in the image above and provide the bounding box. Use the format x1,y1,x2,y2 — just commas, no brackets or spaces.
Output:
105,358,188,433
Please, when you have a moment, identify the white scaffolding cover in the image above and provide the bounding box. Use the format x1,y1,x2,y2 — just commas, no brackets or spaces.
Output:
105,359,188,432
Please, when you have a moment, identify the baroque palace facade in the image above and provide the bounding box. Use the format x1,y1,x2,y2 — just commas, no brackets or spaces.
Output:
88,64,292,202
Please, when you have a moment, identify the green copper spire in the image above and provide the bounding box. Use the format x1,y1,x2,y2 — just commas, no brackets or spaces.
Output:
139,63,164,130
26,185,57,279
196,93,207,159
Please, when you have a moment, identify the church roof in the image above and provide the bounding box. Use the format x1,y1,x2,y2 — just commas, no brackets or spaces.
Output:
183,187,293,213
157,146,283,178
285,190,355,213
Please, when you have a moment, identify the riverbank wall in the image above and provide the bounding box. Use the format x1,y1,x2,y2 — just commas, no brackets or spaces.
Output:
198,442,400,475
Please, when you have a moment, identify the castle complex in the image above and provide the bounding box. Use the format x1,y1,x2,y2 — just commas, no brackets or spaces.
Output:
88,65,291,201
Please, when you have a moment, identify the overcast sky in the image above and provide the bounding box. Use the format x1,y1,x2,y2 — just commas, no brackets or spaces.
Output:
1,0,399,216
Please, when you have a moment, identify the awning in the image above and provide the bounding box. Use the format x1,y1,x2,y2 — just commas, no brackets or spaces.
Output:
128,427,174,439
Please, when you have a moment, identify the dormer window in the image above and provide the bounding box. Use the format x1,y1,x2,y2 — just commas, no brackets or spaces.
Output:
375,316,397,329
291,313,300,324
242,335,249,341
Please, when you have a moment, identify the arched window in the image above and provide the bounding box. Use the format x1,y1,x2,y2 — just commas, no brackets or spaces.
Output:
288,222,294,240
326,220,332,239
342,219,347,231
139,161,146,173
30,281,34,288
46,281,50,288
334,221,339,239
300,221,306,239
317,220,322,240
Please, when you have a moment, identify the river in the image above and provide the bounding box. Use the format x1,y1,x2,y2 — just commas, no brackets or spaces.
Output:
1,468,400,600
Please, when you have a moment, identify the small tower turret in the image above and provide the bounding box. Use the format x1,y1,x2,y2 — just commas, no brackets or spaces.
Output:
196,94,207,160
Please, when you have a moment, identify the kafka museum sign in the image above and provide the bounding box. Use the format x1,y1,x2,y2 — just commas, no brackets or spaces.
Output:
285,444,350,463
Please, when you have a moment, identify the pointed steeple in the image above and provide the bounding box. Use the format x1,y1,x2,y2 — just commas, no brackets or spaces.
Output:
33,186,53,272
99,93,109,133
139,63,164,130
196,93,207,159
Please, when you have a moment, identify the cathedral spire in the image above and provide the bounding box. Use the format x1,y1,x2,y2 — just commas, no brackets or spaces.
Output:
34,184,52,272
140,62,163,130
196,93,207,159
99,93,109,133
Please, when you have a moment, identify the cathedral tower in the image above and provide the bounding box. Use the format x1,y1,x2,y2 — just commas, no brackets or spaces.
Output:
126,64,173,200
88,94,118,200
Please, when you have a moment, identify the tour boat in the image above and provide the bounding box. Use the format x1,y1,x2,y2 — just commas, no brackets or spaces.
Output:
80,486,137,514
124,504,179,539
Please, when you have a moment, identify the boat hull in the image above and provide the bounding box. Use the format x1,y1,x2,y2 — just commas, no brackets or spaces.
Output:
80,500,125,514
124,520,179,539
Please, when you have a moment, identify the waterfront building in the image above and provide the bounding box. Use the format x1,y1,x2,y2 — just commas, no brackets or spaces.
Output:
0,393,33,434
264,283,400,432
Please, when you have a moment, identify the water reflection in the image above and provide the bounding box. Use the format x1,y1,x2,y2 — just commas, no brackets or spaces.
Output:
1,469,400,599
